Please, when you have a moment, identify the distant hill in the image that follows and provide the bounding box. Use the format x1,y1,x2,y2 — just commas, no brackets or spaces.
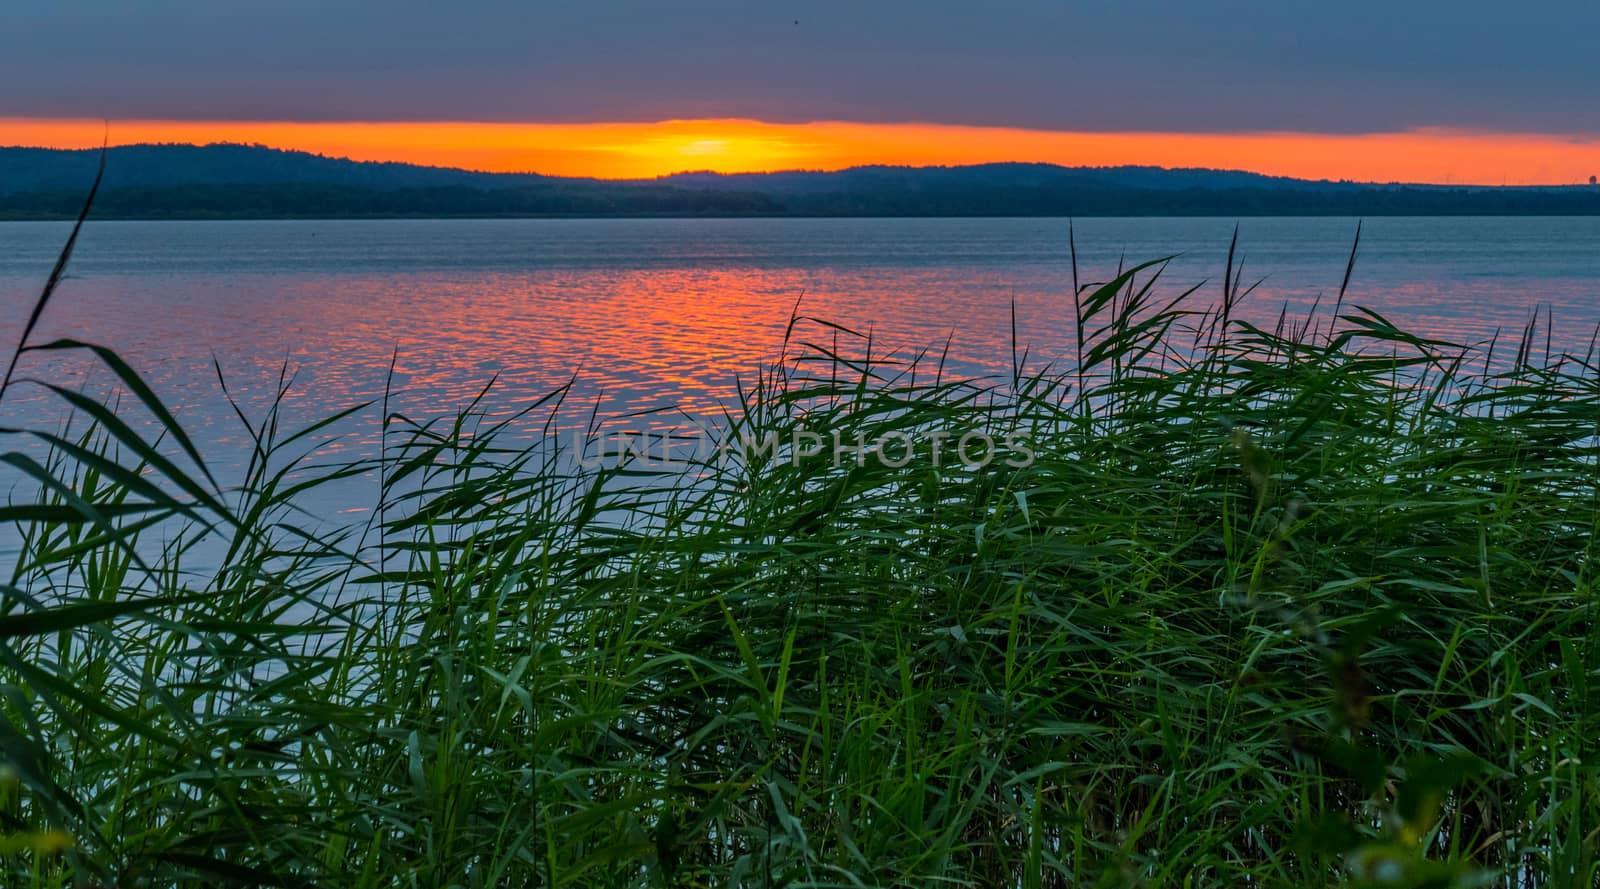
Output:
2,143,1598,219
0,145,1336,194
0,143,557,193
652,163,1361,194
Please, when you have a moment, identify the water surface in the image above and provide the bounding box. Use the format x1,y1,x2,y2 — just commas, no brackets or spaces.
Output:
2,216,1597,518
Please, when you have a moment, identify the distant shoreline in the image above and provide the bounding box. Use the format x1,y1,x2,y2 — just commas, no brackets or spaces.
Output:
6,144,1600,221
6,209,1600,222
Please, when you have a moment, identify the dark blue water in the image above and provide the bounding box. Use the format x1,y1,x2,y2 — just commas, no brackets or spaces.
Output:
1,216,1597,537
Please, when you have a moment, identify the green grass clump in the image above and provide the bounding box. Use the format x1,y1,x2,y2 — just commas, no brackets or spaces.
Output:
1,237,1598,888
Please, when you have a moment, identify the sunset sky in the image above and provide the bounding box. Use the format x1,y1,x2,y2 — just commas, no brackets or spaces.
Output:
4,1,1600,184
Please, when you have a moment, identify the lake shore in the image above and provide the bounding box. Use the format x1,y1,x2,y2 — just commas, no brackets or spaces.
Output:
3,231,1595,885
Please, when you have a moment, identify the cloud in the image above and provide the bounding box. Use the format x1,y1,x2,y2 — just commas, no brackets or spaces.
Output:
2,0,1597,133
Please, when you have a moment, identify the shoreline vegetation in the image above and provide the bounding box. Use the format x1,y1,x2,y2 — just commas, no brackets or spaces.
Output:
1,206,1598,887
4,143,1600,220
7,183,1600,220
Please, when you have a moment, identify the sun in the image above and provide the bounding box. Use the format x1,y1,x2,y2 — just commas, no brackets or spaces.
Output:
647,127,814,174
588,123,828,176
680,139,732,157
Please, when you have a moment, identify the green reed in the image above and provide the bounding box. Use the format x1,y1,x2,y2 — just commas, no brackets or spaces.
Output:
1,225,1597,888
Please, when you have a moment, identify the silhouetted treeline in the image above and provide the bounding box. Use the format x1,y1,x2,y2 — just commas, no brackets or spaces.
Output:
0,143,558,192
776,184,1600,216
4,144,1600,218
0,183,783,219
4,181,1600,219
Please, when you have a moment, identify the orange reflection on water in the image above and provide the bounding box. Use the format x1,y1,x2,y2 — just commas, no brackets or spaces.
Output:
7,215,1600,485
6,117,1600,184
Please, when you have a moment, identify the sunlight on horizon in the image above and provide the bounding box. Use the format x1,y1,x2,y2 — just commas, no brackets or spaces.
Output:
5,117,1600,185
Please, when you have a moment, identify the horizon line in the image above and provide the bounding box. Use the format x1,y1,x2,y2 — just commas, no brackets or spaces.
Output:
1,139,1386,184
4,117,1600,186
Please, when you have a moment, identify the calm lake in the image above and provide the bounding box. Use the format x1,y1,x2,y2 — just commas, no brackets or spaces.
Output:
2,215,1599,521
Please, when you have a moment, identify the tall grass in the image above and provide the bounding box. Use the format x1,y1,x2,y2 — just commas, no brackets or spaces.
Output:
1,225,1597,887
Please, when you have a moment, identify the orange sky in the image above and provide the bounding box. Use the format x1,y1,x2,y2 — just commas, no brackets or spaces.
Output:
6,117,1600,185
